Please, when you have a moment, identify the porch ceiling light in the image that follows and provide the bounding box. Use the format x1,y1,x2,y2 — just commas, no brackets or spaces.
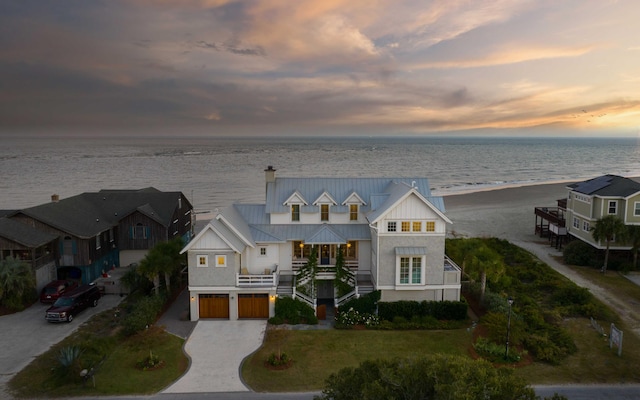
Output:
299,243,305,248
347,243,351,248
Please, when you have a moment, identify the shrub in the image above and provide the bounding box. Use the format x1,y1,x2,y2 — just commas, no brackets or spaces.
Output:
335,308,380,329
273,297,317,325
378,300,467,322
563,240,597,267
338,290,380,314
267,352,290,367
121,294,166,336
473,337,524,363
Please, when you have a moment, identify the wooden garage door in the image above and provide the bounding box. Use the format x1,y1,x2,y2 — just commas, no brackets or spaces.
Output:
238,293,269,319
199,294,229,319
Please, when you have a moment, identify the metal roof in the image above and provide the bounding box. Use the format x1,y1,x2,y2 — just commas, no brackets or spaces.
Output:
395,247,428,255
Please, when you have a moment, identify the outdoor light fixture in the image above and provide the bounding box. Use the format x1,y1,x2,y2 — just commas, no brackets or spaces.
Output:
505,297,514,359
299,242,304,248
190,296,195,302
347,242,351,248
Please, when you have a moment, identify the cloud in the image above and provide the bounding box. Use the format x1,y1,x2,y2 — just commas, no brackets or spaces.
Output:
412,44,596,69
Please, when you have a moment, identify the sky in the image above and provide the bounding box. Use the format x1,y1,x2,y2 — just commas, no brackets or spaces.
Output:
1,0,640,137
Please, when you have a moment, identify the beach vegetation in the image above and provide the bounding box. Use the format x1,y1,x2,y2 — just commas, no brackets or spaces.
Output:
136,238,185,296
562,240,598,267
0,256,37,311
447,237,611,364
270,296,318,325
626,225,640,269
591,215,627,273
316,355,550,400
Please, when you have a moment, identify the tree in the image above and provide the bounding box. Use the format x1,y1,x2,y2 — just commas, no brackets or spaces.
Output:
462,243,505,303
334,245,354,297
0,256,36,310
591,215,626,273
137,238,185,295
626,225,640,270
316,354,550,400
296,246,318,298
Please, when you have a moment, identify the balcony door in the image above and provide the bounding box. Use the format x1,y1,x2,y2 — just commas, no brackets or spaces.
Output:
320,244,331,265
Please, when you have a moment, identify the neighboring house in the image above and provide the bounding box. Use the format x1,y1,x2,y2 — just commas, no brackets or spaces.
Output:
2,188,194,285
182,166,461,321
565,174,640,249
0,216,58,292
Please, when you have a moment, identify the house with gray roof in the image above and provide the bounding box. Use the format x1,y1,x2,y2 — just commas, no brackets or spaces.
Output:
566,174,640,249
3,188,194,287
182,166,461,320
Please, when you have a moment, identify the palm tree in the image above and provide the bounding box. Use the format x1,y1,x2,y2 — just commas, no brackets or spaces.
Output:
591,215,627,274
462,243,505,303
0,256,36,310
137,238,185,296
626,225,640,270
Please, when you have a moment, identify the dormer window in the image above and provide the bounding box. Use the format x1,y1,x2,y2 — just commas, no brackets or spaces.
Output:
291,204,300,221
350,204,358,221
321,204,329,221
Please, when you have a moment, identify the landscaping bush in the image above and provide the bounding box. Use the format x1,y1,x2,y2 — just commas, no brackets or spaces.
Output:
338,290,380,314
334,308,380,329
378,300,467,322
563,240,597,267
121,294,166,336
272,296,318,325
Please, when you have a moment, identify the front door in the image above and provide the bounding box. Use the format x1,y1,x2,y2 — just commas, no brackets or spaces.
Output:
320,244,330,265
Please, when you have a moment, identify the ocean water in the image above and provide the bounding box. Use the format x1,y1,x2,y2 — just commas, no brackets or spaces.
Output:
2,135,640,213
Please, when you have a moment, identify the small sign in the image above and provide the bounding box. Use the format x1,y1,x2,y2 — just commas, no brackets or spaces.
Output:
610,323,623,356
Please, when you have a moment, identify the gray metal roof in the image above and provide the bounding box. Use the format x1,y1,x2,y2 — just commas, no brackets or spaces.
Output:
305,225,347,244
243,224,371,243
0,217,58,247
395,247,428,255
264,177,445,214
14,188,190,238
569,175,640,197
210,218,248,252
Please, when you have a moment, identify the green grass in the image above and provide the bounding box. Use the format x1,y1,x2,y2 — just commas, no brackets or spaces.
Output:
242,328,473,392
8,318,188,398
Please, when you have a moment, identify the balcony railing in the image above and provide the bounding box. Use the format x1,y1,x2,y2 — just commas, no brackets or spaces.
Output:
291,259,359,271
236,272,277,287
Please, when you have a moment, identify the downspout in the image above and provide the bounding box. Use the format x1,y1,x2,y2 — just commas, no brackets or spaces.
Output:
368,222,379,293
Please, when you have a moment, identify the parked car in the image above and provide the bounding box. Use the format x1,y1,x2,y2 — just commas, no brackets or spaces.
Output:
45,284,101,323
40,280,79,303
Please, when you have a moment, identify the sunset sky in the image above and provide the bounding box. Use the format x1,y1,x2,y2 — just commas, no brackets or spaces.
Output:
2,0,640,137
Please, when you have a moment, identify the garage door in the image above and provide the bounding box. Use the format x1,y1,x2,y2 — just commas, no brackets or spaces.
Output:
199,294,229,319
238,293,269,319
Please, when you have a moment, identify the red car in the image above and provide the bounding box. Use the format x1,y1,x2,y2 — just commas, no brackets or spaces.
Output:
40,280,79,303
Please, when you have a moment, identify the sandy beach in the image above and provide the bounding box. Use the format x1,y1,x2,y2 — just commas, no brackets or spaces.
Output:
443,182,640,337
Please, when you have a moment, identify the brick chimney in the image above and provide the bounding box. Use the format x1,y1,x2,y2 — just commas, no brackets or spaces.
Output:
51,194,59,203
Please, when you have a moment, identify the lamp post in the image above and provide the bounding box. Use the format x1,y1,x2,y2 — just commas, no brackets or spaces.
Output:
505,297,514,359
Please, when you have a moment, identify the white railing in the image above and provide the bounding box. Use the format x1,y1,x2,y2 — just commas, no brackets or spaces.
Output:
293,289,316,310
292,259,359,271
335,289,359,308
236,273,277,287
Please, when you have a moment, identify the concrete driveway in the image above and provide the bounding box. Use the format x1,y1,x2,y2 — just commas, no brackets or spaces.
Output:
163,320,267,393
0,294,123,397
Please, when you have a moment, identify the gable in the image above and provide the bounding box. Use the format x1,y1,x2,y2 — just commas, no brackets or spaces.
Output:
313,191,337,205
283,191,308,205
184,227,233,251
342,191,366,205
384,192,449,222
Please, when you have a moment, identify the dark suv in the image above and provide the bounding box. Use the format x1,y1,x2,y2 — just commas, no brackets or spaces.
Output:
45,284,101,323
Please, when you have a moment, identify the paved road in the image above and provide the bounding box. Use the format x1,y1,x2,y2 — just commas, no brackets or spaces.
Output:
0,294,124,398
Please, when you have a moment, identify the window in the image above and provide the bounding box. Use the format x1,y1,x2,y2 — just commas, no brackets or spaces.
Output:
412,257,422,283
321,204,329,221
583,221,590,231
133,223,148,239
425,221,435,232
387,221,397,232
400,257,410,284
109,228,114,243
197,255,208,267
291,204,300,221
216,255,227,267
401,221,410,232
350,204,358,221
573,217,580,229
96,233,101,250
259,247,267,256
635,202,640,216
412,221,422,232
345,241,357,258
608,201,617,214
399,256,422,284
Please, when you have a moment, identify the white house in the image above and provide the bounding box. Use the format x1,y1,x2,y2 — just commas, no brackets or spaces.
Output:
182,166,461,320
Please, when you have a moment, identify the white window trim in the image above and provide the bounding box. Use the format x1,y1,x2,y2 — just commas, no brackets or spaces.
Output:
215,254,227,267
635,201,640,217
387,221,397,232
583,221,590,232
96,233,101,250
573,217,580,229
396,256,424,286
197,254,208,267
608,200,617,215
259,247,267,257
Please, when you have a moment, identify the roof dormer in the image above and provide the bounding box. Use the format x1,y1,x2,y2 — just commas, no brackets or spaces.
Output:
283,190,308,206
313,190,337,206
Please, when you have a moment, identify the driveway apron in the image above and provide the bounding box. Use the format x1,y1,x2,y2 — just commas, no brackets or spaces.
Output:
163,320,266,393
